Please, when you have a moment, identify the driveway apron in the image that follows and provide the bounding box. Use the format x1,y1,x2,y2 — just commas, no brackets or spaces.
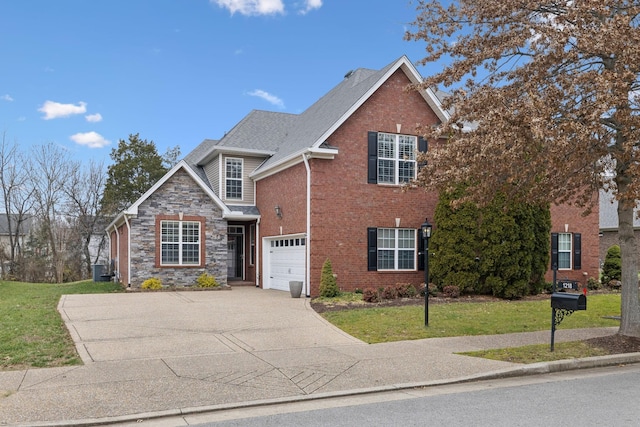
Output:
58,287,363,363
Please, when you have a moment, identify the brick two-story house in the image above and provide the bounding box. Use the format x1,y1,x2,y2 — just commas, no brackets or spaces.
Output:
107,55,599,295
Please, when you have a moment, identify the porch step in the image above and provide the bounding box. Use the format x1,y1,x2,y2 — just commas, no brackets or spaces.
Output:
229,281,256,287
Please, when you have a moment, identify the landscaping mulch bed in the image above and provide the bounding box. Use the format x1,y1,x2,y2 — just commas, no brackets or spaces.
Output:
584,335,640,354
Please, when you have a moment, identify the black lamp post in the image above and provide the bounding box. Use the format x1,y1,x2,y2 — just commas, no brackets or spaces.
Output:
421,218,432,326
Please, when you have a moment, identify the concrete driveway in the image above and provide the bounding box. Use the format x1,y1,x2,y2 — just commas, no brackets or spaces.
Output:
58,287,363,363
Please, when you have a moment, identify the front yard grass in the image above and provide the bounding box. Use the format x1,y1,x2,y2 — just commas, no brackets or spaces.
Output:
320,294,621,344
0,280,123,370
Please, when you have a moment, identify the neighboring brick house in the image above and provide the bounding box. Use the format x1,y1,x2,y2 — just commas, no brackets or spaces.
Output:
107,55,599,294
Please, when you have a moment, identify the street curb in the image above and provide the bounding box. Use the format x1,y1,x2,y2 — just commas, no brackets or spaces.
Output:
16,353,640,427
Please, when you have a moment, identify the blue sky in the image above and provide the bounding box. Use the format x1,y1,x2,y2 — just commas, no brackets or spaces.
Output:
0,1,441,165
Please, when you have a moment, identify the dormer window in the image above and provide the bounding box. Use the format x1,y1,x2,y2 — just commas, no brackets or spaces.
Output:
225,158,243,200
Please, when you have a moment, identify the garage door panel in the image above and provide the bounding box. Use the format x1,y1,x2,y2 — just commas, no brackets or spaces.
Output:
265,236,306,291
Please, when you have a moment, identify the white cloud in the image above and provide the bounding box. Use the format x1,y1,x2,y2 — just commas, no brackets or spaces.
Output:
38,100,87,120
248,89,284,108
212,0,284,16
299,0,322,14
1,94,13,102
69,131,111,148
85,113,103,123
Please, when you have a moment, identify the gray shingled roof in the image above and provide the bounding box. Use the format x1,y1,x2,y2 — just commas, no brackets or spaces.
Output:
181,57,404,179
257,65,393,171
599,189,640,230
0,214,33,235
182,138,218,187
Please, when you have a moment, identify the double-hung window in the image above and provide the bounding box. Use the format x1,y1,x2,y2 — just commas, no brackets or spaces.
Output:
225,158,243,200
369,228,416,271
557,233,572,269
377,133,417,184
368,131,426,185
160,220,200,265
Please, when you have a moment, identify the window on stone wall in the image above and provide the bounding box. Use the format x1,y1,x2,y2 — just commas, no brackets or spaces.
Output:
160,220,200,265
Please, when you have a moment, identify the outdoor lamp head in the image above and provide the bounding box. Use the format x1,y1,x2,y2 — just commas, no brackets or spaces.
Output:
421,219,432,239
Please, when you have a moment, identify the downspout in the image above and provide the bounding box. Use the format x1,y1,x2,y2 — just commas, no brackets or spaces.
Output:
124,214,131,287
303,153,311,297
255,217,260,288
105,228,112,278
113,224,120,283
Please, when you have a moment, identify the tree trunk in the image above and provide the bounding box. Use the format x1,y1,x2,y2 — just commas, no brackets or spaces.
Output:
616,199,640,337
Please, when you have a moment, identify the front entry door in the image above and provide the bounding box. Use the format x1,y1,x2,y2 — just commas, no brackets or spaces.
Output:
227,226,244,280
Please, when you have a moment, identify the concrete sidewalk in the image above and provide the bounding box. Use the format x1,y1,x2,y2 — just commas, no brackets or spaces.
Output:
0,288,637,426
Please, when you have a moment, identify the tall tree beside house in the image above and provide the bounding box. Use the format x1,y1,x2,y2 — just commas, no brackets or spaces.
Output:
101,134,178,215
64,159,107,278
432,188,550,298
30,143,72,283
407,1,640,337
0,132,34,279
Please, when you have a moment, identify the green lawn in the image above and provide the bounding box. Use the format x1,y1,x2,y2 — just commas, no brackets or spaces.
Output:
0,280,123,370
321,294,621,344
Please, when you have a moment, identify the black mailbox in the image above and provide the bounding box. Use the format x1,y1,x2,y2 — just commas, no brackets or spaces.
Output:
551,292,586,311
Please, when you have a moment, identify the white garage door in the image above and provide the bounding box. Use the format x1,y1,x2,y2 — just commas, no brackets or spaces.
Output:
265,236,306,292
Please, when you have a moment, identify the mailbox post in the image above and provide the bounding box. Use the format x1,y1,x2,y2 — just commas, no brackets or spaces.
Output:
550,279,587,351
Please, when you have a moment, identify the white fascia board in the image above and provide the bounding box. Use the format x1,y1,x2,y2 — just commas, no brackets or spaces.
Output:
250,147,338,181
399,60,451,124
224,213,261,221
120,160,232,218
106,212,129,232
309,56,450,153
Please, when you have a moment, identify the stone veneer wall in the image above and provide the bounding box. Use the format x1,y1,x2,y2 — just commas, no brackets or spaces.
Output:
128,169,227,287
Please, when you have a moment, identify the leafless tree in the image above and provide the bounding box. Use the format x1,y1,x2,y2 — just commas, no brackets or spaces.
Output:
30,143,72,283
0,132,35,279
64,159,108,278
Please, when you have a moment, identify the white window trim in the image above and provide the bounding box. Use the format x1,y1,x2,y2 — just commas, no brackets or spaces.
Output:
377,132,417,185
160,220,201,266
225,157,243,200
377,228,417,271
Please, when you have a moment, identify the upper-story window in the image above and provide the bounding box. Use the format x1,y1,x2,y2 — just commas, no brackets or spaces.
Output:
368,131,426,185
225,158,243,200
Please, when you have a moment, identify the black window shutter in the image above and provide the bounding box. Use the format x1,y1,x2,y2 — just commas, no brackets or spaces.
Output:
573,233,582,270
417,136,428,171
418,136,428,153
367,131,378,184
551,233,558,270
367,227,377,271
417,231,425,271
